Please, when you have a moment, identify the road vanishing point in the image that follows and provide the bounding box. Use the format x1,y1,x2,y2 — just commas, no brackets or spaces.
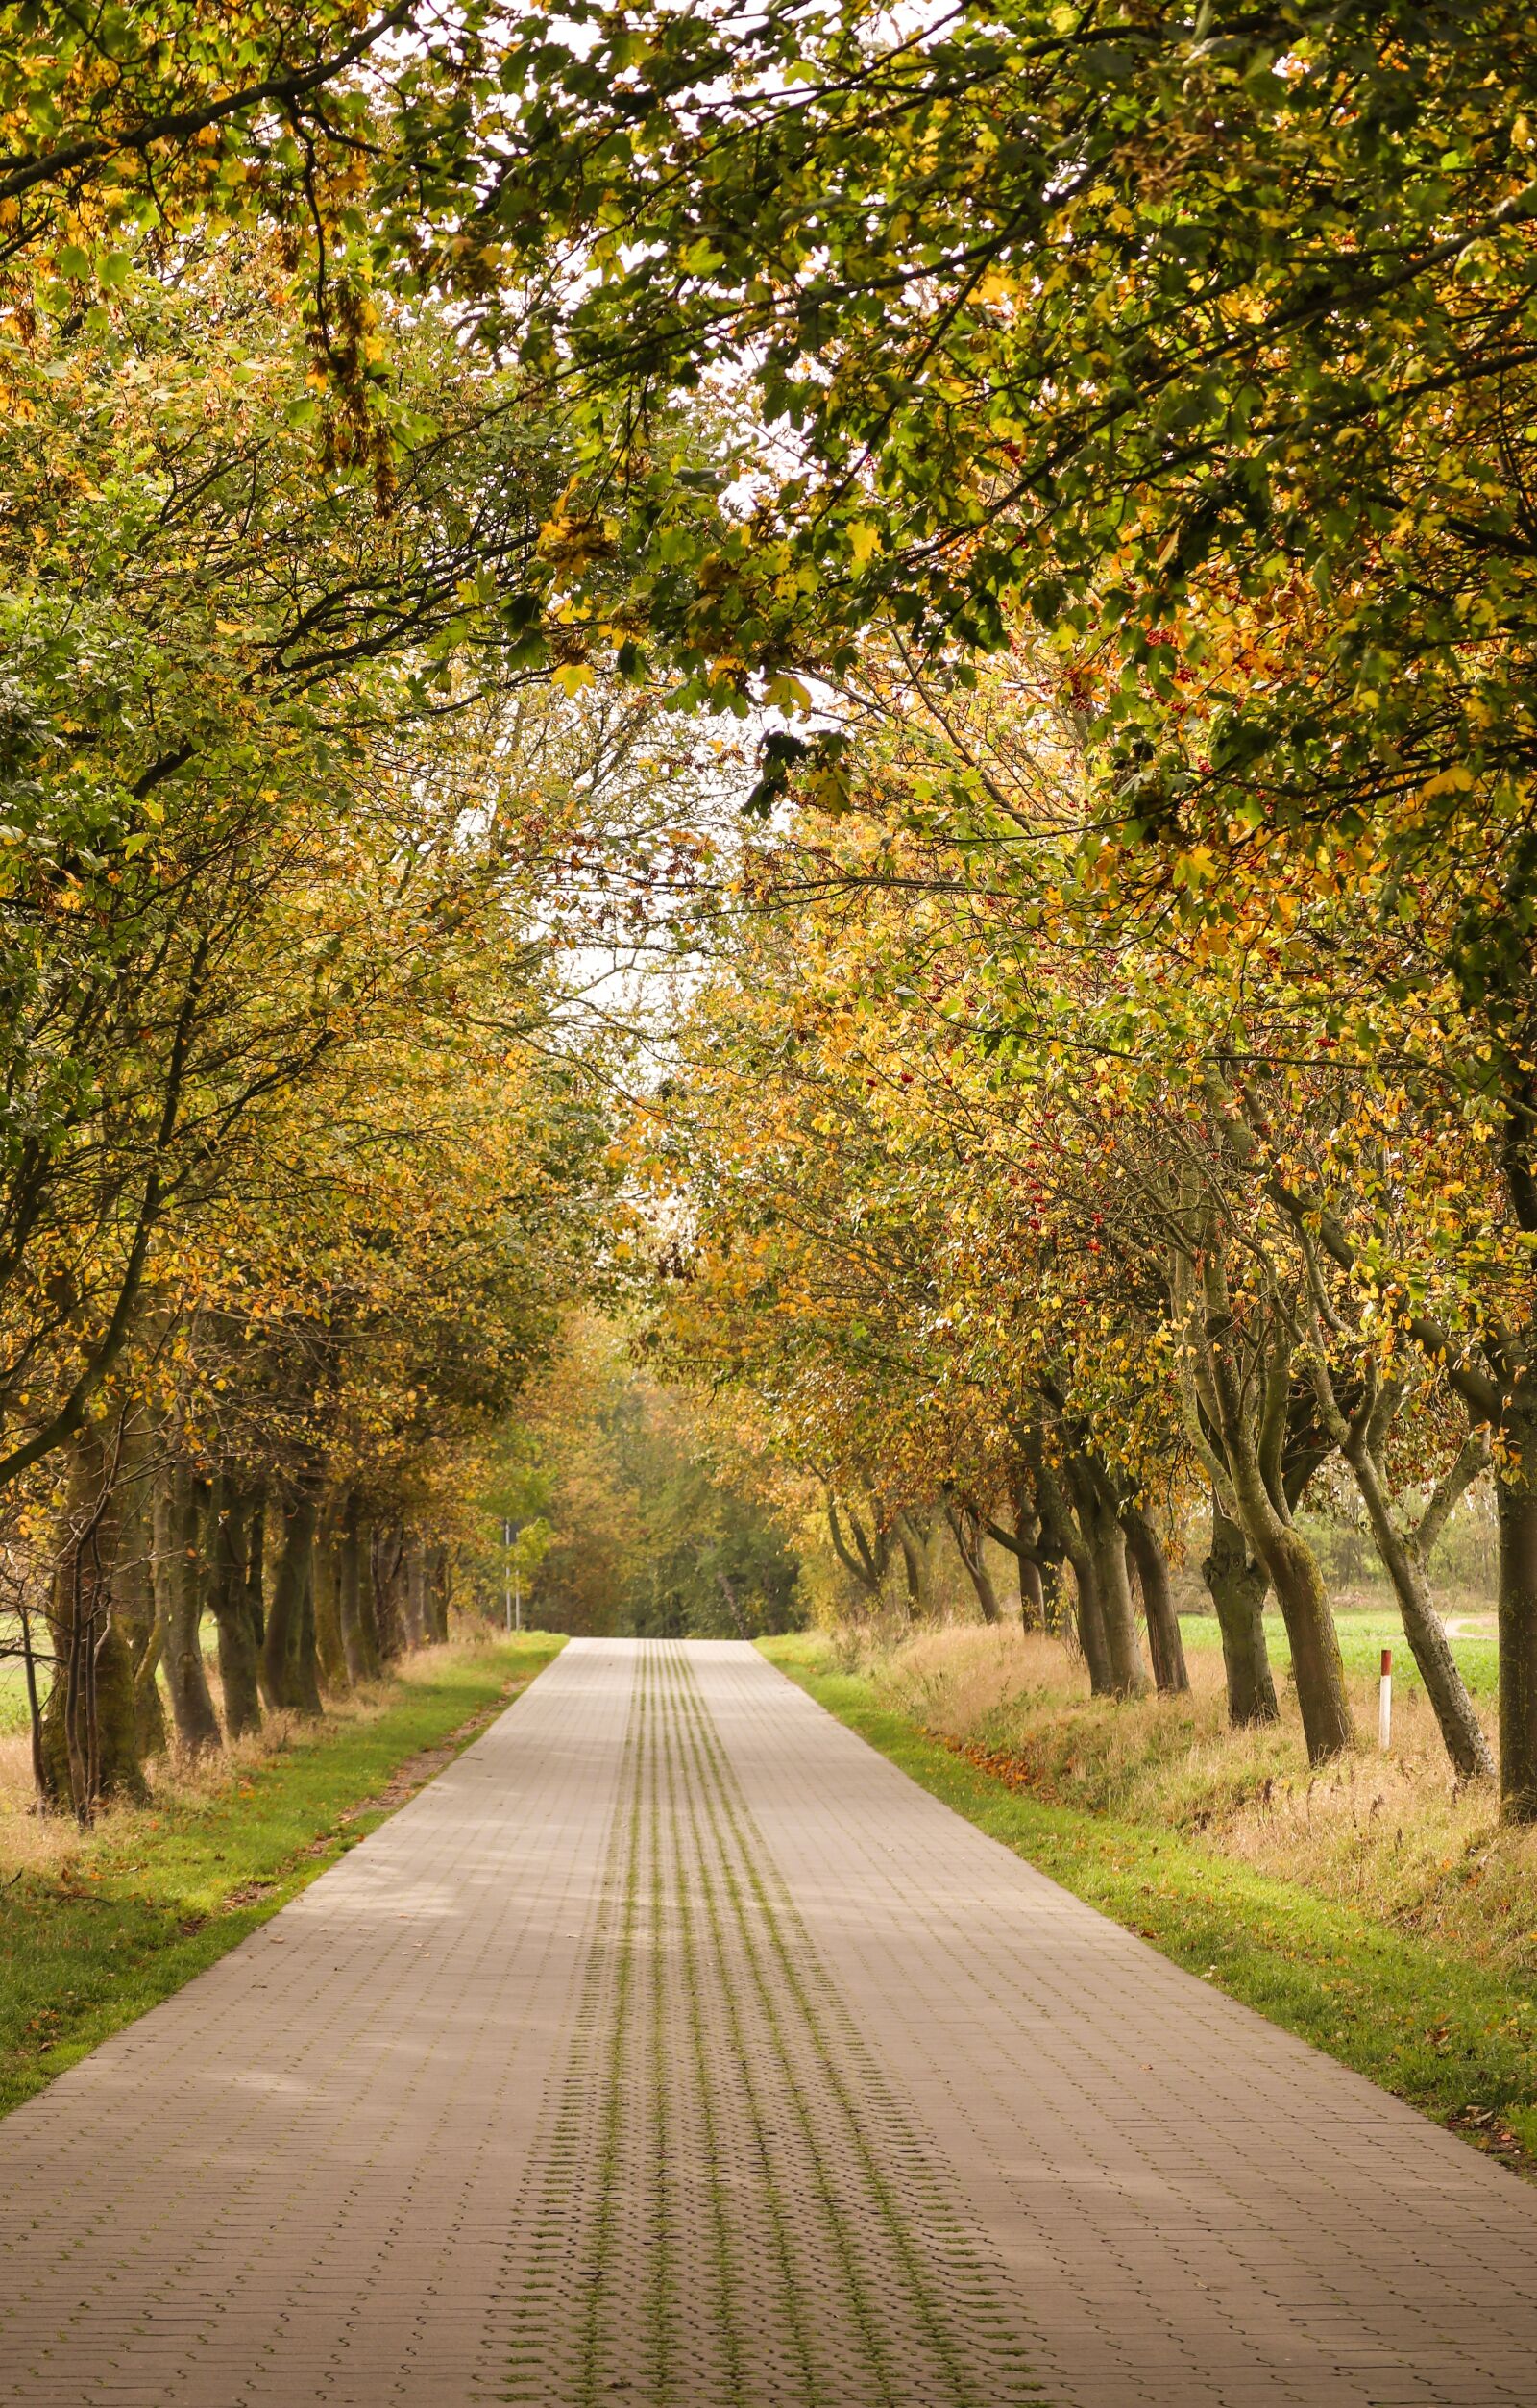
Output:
4,1638,1537,2406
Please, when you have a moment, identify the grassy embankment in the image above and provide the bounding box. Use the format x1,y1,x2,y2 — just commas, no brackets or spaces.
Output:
761,1619,1537,2175
0,1632,564,2116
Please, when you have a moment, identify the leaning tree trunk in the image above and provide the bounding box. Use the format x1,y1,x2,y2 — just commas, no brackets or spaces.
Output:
894,1513,931,1618
1037,1461,1113,1691
154,1459,222,1757
1060,1531,1113,1694
1120,1504,1189,1696
1202,1496,1279,1727
945,1507,1002,1624
1231,1454,1354,1762
205,1477,262,1739
1200,1252,1353,1760
1344,1438,1494,1782
1496,1415,1537,1822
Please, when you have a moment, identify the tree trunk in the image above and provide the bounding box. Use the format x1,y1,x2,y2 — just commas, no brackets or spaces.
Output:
312,1505,348,1691
205,1478,262,1739
1497,1453,1537,1821
1063,1543,1113,1694
403,1542,428,1648
1017,1554,1044,1627
1089,1521,1152,1699
372,1525,406,1659
1202,1497,1279,1727
1344,1438,1494,1781
294,1537,324,1717
1038,1555,1066,1638
894,1512,930,1616
427,1545,451,1641
1239,1480,1354,1762
1199,1252,1353,1760
132,1619,167,1757
41,1425,147,1815
1121,1504,1189,1696
1068,1465,1151,1699
263,1493,321,1714
337,1496,379,1682
112,1421,167,1758
154,1460,222,1757
1035,1458,1113,1691
1007,1466,1045,1628
945,1506,1001,1624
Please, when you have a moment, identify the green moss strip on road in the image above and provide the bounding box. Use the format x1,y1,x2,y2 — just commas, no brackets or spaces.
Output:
0,1634,564,2117
760,1638,1537,2175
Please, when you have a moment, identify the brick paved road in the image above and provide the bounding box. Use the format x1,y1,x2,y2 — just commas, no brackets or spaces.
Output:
4,1638,1537,2406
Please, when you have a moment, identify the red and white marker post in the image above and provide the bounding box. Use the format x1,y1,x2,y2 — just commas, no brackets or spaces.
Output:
1378,1647,1392,1752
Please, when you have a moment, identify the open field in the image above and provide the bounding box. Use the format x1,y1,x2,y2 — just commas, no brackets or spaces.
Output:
1178,1603,1500,1696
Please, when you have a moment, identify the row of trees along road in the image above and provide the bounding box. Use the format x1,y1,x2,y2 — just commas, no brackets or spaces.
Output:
645,645,1508,1796
8,10,1537,1815
0,233,678,1821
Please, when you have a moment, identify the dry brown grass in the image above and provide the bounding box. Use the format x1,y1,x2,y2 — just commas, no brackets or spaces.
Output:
0,1637,500,1880
860,1622,1537,1982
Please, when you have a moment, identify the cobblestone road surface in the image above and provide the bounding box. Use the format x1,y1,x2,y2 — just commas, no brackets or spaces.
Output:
4,1638,1537,2406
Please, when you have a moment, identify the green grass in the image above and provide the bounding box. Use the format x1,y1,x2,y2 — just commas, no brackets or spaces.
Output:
0,1633,564,2116
761,1634,1537,2171
1177,1606,1500,1697
0,1657,33,1733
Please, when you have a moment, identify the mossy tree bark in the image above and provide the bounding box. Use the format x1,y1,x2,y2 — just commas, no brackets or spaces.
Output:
1202,1495,1279,1727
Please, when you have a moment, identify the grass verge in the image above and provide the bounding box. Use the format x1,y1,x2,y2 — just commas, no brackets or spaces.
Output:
0,1632,564,2117
760,1633,1537,2179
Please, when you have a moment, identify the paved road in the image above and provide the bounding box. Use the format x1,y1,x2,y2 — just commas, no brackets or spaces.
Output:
5,1639,1537,2406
